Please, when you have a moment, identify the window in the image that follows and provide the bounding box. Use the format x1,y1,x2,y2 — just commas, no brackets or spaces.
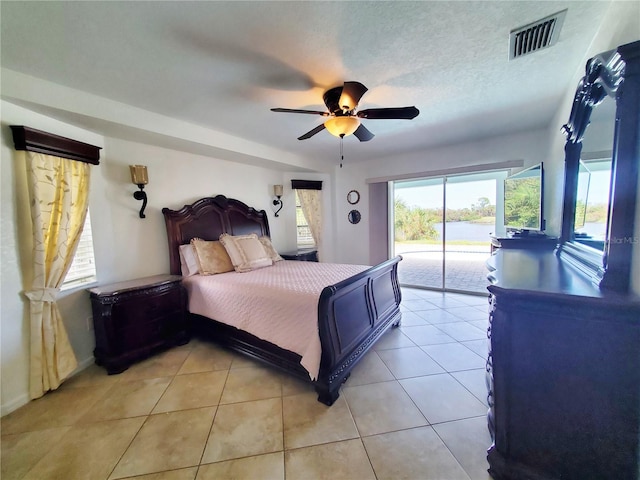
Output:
61,209,97,290
295,190,315,247
292,179,322,250
575,158,612,243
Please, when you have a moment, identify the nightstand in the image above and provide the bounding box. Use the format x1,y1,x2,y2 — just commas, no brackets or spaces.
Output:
280,249,319,262
89,274,189,374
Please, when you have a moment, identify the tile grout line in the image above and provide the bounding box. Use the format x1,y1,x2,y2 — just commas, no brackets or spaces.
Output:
107,342,196,480
195,366,230,469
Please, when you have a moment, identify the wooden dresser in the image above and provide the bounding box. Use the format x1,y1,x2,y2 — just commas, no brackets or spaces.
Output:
89,274,189,374
486,248,640,480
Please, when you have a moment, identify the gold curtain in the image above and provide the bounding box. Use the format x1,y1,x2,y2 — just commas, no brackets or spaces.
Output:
297,189,323,260
24,152,90,399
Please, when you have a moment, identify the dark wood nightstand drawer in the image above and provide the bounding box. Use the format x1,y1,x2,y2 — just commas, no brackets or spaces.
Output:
281,249,318,262
115,313,182,354
89,274,189,374
110,287,183,330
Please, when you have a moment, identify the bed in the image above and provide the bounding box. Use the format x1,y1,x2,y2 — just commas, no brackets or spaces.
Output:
162,195,402,405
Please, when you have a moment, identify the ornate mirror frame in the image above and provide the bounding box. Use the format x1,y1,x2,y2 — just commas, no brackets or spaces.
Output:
559,40,639,293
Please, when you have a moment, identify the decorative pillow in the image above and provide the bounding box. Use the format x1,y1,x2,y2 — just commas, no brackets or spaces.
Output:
179,244,200,277
190,238,234,275
259,236,284,262
219,233,273,272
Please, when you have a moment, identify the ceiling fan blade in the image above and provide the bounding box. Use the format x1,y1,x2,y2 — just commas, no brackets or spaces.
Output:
353,124,375,142
271,108,329,116
357,106,420,120
297,124,326,140
339,81,368,111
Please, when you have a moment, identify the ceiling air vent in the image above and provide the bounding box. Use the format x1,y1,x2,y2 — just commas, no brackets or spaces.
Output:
509,9,567,60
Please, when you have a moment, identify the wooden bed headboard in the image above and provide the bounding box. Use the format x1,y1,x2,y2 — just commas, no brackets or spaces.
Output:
162,195,270,275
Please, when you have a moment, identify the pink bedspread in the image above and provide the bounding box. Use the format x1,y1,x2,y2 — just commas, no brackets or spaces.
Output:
181,260,369,380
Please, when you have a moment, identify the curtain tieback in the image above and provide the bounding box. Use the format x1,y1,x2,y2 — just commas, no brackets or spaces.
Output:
25,287,60,303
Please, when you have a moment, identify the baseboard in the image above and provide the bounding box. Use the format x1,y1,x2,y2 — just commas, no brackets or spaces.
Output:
1,356,95,417
1,393,31,417
74,356,95,373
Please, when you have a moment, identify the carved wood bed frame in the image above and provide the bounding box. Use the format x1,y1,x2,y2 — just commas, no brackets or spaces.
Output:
162,195,402,405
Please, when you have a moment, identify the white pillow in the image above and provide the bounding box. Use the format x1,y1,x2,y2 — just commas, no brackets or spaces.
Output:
179,244,200,277
259,236,284,262
219,233,273,272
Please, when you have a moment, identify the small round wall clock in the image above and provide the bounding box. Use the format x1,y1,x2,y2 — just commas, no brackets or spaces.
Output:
348,209,361,224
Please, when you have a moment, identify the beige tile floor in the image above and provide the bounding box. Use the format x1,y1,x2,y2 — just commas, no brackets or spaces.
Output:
1,288,493,480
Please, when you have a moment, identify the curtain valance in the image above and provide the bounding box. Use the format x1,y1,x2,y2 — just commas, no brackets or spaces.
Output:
10,125,101,165
291,179,323,190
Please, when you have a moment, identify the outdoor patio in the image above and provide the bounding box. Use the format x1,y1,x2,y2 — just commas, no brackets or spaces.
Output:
395,244,492,294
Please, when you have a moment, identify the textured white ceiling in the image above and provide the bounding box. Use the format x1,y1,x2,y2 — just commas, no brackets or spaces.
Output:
0,1,614,167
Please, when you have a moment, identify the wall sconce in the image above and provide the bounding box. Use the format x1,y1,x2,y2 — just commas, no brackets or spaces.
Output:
272,184,283,217
129,165,148,218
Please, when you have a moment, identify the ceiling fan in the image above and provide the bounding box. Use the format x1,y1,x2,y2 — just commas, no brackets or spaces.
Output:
271,81,419,142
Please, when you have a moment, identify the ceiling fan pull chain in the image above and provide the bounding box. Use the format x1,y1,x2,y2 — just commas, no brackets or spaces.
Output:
340,134,344,168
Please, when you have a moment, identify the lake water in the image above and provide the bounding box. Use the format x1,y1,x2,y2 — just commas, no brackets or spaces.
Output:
433,221,495,242
433,221,607,242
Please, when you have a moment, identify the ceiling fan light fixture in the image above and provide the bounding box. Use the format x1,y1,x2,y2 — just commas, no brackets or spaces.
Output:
272,80,418,141
324,116,360,137
340,94,356,111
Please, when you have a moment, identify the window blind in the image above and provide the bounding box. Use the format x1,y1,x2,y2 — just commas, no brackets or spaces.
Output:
62,209,97,290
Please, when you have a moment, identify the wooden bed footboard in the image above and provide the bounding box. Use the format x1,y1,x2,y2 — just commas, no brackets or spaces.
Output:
315,256,402,404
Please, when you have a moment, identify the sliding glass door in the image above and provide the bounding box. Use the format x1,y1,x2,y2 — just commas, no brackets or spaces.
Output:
443,173,502,292
393,178,444,289
393,171,506,294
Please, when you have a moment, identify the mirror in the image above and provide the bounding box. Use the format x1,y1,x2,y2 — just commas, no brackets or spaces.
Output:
347,190,360,205
559,41,639,293
504,163,544,232
574,157,611,250
573,93,615,251
574,161,591,232
348,209,361,224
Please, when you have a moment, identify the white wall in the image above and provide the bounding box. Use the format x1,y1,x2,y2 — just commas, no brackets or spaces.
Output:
96,137,293,283
332,163,374,265
0,101,327,415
